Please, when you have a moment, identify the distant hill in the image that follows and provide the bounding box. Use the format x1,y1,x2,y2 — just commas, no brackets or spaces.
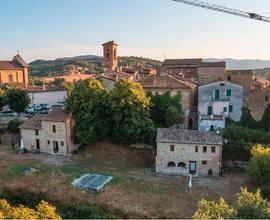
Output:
204,58,270,70
29,55,162,77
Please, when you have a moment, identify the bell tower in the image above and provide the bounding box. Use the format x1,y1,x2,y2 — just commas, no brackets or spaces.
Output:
102,40,118,72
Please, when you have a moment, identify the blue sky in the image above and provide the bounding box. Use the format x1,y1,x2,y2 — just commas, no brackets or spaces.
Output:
0,0,270,62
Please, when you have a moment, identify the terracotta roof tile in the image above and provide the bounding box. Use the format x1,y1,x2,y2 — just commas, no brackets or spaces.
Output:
0,61,23,70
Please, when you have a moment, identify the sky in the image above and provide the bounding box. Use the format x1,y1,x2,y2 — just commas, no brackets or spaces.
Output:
0,0,270,62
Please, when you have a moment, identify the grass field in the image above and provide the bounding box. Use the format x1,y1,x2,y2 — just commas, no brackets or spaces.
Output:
0,140,258,218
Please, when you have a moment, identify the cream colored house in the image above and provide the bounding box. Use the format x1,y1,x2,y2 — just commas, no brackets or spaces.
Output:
20,109,78,155
156,128,223,176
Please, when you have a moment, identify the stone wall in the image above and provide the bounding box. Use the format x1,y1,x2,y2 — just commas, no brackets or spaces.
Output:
197,66,225,85
156,142,222,176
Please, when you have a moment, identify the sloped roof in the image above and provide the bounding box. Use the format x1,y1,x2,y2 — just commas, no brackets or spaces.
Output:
97,71,134,81
0,61,23,70
13,54,28,67
138,73,196,90
157,128,223,145
20,115,42,130
200,62,226,68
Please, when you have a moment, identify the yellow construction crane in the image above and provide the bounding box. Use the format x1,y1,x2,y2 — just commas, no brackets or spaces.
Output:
172,0,270,23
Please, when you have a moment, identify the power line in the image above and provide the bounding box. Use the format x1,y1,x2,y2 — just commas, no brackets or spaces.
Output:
172,0,270,23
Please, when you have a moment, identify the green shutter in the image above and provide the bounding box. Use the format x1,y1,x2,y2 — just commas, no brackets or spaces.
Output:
208,106,213,115
223,107,227,112
229,105,233,112
215,89,220,100
227,89,232,97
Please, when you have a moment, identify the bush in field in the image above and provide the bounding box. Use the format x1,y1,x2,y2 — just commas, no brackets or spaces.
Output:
7,118,24,133
193,188,270,219
0,199,61,219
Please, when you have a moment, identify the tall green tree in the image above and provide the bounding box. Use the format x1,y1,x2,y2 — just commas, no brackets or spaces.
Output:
239,106,258,129
5,88,30,114
65,78,111,144
109,81,155,144
148,91,182,127
260,104,270,131
0,89,6,111
193,188,270,219
165,106,179,127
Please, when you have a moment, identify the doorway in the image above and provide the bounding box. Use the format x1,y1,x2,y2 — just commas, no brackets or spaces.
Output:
188,118,193,129
189,161,197,174
35,139,40,151
53,141,59,153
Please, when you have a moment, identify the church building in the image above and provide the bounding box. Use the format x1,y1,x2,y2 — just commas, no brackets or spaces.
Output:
0,53,29,85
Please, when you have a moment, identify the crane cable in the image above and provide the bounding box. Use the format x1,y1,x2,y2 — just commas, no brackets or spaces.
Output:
172,0,270,23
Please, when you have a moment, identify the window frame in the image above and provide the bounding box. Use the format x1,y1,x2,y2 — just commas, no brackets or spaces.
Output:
203,146,207,153
52,125,56,133
211,146,216,153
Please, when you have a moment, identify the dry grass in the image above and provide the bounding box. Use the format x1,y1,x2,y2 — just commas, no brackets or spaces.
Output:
0,141,258,218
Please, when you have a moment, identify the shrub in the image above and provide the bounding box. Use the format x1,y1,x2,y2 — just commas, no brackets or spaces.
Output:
7,118,24,133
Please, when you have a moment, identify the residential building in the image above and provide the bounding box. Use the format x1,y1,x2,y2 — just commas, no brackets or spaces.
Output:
225,70,253,90
20,109,78,155
138,73,197,129
0,53,29,84
27,85,67,106
198,81,243,131
156,128,223,176
163,58,226,85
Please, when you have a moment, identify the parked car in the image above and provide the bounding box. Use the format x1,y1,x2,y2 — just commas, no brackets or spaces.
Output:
0,110,18,117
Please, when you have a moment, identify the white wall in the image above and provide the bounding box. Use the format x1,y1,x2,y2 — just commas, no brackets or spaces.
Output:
28,90,67,106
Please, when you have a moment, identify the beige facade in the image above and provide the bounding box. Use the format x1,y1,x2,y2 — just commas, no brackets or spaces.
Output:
20,109,78,155
156,129,223,176
0,54,28,84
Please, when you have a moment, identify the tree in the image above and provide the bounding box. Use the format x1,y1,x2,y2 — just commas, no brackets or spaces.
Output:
248,145,270,195
0,199,61,219
7,118,24,133
109,80,155,144
148,91,182,127
165,106,179,127
239,106,258,129
5,88,30,114
193,188,270,219
260,104,270,131
65,78,111,144
0,89,6,111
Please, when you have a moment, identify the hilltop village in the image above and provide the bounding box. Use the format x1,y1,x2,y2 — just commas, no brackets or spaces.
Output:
0,41,270,218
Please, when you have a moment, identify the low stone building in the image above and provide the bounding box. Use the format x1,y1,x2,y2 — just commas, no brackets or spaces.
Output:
20,109,78,155
156,128,223,176
198,81,243,131
197,62,226,85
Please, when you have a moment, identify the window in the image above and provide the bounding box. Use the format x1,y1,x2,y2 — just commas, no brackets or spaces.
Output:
170,145,175,152
210,125,214,131
226,89,232,97
178,162,186,168
35,130,39,136
220,83,225,87
227,76,231,81
202,160,207,165
215,89,220,100
208,106,213,115
211,146,216,153
167,161,176,167
47,140,50,145
61,141,64,146
223,107,227,112
195,146,198,152
52,125,56,133
203,146,207,153
229,105,233,113
265,96,269,102
8,74,13,83
36,139,40,150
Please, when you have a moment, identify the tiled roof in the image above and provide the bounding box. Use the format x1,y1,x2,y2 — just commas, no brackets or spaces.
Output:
226,70,253,75
97,71,134,81
156,128,223,145
19,115,42,130
41,108,70,122
20,109,70,130
163,59,203,66
138,73,196,90
0,61,23,70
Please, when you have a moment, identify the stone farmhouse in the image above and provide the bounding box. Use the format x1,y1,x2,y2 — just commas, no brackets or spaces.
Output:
20,109,78,155
0,53,29,85
156,128,223,176
198,81,243,131
139,73,197,129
